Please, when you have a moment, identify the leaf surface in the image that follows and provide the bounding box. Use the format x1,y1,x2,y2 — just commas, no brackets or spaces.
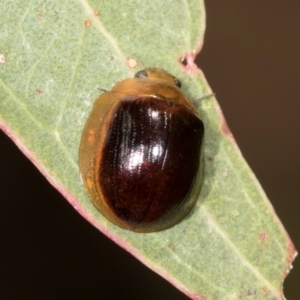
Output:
0,0,296,299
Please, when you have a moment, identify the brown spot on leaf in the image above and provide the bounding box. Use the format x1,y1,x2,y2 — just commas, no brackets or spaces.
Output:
259,232,269,242
261,289,268,297
84,19,91,27
247,290,257,296
179,51,199,74
127,58,137,68
168,243,175,251
35,88,43,95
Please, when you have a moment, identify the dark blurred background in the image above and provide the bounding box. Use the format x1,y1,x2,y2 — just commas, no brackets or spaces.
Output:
0,1,299,299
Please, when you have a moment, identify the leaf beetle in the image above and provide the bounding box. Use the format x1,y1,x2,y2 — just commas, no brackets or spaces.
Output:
79,68,204,232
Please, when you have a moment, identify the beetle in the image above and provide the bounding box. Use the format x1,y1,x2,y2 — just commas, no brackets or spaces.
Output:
79,68,204,232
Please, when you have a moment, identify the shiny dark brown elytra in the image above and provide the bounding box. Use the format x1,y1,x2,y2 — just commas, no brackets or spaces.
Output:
79,68,205,232
100,97,204,226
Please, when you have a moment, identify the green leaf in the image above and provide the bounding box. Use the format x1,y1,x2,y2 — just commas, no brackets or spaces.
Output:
0,0,296,299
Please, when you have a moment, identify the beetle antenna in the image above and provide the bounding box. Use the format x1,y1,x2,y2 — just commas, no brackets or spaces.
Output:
98,88,108,93
196,93,215,102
